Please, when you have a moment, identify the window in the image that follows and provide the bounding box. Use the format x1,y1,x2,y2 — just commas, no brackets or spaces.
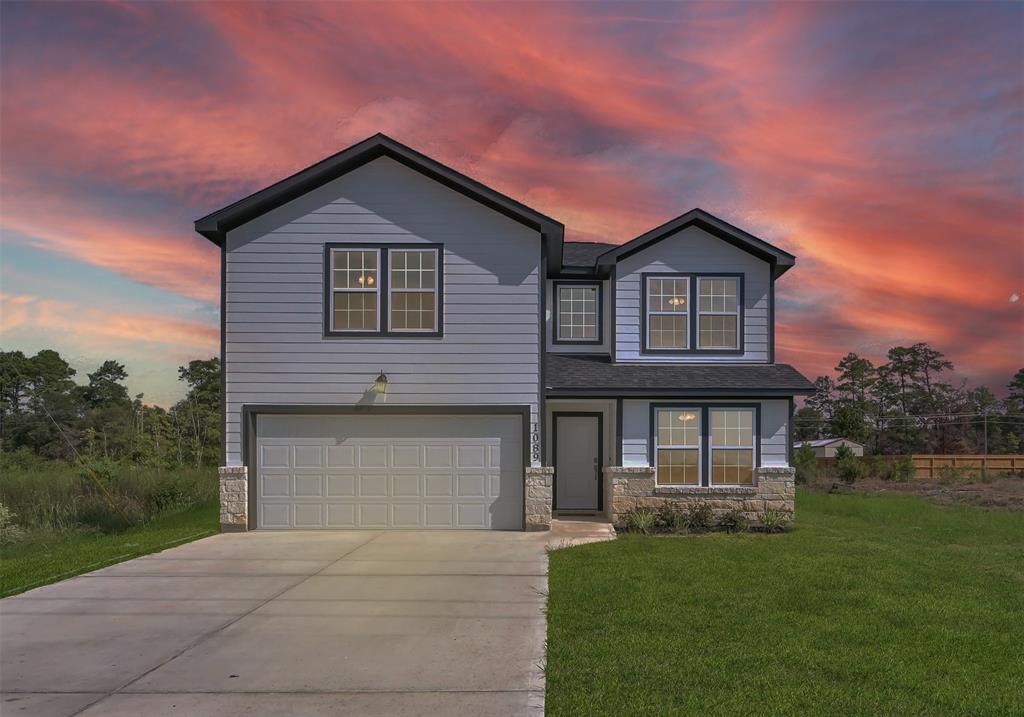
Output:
710,408,755,485
389,249,438,332
327,245,442,335
697,277,740,350
555,283,600,342
330,249,380,331
654,408,701,485
646,276,689,350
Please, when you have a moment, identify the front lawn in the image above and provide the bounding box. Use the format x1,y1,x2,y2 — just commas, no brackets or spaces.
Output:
546,490,1024,716
0,501,218,598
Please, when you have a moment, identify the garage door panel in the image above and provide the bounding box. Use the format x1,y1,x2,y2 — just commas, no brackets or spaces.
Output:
326,474,355,497
255,414,523,530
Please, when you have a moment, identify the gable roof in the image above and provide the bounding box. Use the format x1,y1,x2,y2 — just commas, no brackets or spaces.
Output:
796,438,864,448
596,208,796,278
194,133,565,252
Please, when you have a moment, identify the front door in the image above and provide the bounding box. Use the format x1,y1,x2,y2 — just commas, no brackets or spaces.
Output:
553,413,601,511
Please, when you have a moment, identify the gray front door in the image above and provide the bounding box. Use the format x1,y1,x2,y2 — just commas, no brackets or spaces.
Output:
554,413,601,511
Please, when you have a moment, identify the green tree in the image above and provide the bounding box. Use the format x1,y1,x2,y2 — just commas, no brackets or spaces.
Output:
172,358,221,467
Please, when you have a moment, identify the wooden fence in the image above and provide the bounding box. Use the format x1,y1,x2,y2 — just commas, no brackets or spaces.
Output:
911,455,1024,479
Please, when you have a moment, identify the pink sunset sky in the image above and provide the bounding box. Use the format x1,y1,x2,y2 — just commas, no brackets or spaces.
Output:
1,1,1022,405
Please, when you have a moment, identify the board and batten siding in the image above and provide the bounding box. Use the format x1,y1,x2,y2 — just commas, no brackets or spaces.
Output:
614,225,771,363
223,156,542,466
621,399,790,467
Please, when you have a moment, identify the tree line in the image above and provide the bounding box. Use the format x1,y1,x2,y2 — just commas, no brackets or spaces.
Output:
796,343,1024,455
0,350,220,467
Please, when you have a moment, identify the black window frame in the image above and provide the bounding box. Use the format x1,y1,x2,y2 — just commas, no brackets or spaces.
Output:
648,402,762,487
323,242,444,338
552,280,603,345
640,272,745,355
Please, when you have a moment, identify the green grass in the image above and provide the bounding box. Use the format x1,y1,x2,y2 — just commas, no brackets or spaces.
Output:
546,490,1024,716
0,501,218,598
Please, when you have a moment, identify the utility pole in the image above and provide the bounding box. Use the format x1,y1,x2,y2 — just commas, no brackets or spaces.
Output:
983,412,988,480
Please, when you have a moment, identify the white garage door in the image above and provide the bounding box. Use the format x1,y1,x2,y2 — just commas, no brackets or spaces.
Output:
255,413,524,530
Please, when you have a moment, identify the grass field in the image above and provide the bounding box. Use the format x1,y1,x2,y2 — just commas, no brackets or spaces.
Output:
546,490,1024,716
0,501,218,598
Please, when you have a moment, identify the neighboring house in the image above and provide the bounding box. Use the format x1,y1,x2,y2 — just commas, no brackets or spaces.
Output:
195,133,813,532
796,438,865,458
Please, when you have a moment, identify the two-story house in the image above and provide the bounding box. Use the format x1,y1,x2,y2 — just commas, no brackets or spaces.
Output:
195,134,813,532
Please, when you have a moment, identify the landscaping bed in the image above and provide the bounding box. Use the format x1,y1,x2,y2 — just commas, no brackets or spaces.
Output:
545,490,1024,716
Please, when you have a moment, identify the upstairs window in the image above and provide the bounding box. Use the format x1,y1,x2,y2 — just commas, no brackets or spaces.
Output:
555,283,600,343
330,249,380,332
697,276,741,350
327,245,442,336
645,276,689,350
389,249,438,332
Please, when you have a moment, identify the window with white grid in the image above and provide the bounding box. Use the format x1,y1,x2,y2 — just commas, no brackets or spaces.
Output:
654,408,702,485
330,249,380,331
389,249,438,331
710,408,755,485
556,284,599,341
697,277,740,349
646,276,690,349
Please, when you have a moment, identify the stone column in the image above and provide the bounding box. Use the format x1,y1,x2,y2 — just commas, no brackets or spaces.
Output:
219,466,248,532
603,466,655,525
524,467,553,531
753,466,796,517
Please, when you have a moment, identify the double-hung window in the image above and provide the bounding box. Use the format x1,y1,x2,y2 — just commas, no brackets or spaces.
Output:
389,249,438,332
327,245,442,336
710,408,755,485
654,408,702,485
697,276,740,350
555,283,600,342
330,249,380,332
645,276,690,350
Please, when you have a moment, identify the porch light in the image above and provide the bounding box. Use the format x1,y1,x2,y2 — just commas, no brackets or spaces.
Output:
373,370,389,394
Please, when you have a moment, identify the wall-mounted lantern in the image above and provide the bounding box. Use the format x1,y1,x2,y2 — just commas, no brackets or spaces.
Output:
372,370,389,395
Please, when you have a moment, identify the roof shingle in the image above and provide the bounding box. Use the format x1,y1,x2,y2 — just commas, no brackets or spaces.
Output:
546,354,815,395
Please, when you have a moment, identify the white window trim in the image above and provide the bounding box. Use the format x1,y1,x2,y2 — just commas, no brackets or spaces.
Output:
709,407,756,487
696,276,741,350
329,247,381,333
646,275,691,351
387,247,440,334
654,407,703,486
556,283,600,342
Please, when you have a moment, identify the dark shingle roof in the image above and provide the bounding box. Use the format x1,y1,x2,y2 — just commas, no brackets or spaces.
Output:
562,241,617,266
546,354,815,395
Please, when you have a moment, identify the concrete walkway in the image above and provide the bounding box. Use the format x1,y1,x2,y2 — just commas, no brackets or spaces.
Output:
0,529,567,717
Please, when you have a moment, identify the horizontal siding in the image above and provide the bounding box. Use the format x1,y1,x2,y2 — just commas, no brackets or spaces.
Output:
615,225,771,363
223,156,541,465
620,398,790,467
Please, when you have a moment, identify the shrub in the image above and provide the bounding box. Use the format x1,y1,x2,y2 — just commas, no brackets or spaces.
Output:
759,509,791,533
624,507,657,534
0,503,26,544
937,464,969,484
684,502,714,533
793,443,817,485
717,509,748,533
881,456,916,482
656,504,687,533
834,445,864,484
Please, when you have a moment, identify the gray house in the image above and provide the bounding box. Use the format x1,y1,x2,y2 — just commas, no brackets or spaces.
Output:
195,134,813,532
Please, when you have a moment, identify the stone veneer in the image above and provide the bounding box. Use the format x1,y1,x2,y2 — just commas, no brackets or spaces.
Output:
218,466,249,532
603,465,795,526
524,467,554,531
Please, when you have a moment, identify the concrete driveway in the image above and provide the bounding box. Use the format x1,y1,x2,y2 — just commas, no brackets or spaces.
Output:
0,530,552,717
